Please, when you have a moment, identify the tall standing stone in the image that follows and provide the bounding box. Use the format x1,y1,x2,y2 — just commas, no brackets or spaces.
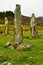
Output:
14,4,22,48
4,17,9,35
30,13,38,37
4,4,32,50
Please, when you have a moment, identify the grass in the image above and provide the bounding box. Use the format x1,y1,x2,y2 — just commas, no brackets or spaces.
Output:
0,24,43,65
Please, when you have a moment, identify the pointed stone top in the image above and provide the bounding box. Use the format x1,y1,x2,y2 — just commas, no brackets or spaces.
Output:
31,13,35,18
15,4,21,11
16,4,20,7
5,17,7,19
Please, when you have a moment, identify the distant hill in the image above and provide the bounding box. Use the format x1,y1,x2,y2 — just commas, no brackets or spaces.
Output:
22,15,43,26
22,15,30,25
0,11,43,26
36,17,43,26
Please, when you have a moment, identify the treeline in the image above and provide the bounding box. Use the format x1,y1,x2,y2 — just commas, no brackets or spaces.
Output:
0,11,14,24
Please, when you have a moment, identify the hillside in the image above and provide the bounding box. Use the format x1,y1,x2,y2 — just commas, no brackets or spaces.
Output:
0,11,43,26
36,17,43,26
22,15,43,26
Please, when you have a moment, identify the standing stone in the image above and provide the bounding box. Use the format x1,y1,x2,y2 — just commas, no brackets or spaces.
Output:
4,17,9,35
4,4,32,50
14,4,23,48
30,13,38,37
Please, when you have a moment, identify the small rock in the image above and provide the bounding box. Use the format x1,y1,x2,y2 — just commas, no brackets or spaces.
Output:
25,63,28,65
4,42,13,47
16,43,32,50
0,55,3,58
30,57,33,59
29,36,32,39
9,45,14,49
1,62,11,65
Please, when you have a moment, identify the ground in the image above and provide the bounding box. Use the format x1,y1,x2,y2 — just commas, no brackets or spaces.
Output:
0,25,43,65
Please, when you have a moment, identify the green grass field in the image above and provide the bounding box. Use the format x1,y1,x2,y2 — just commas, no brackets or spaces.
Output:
0,24,43,65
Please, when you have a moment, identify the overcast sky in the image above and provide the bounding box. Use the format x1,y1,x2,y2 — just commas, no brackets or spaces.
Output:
0,0,43,17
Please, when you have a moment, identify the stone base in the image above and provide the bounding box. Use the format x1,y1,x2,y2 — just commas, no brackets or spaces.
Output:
4,42,32,50
16,44,32,50
4,42,14,49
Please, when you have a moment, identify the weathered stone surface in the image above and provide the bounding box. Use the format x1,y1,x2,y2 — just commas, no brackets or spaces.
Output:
4,42,13,47
4,4,32,50
14,4,23,48
16,44,32,50
1,62,11,65
4,42,14,49
4,17,9,35
4,42,32,50
30,13,38,37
